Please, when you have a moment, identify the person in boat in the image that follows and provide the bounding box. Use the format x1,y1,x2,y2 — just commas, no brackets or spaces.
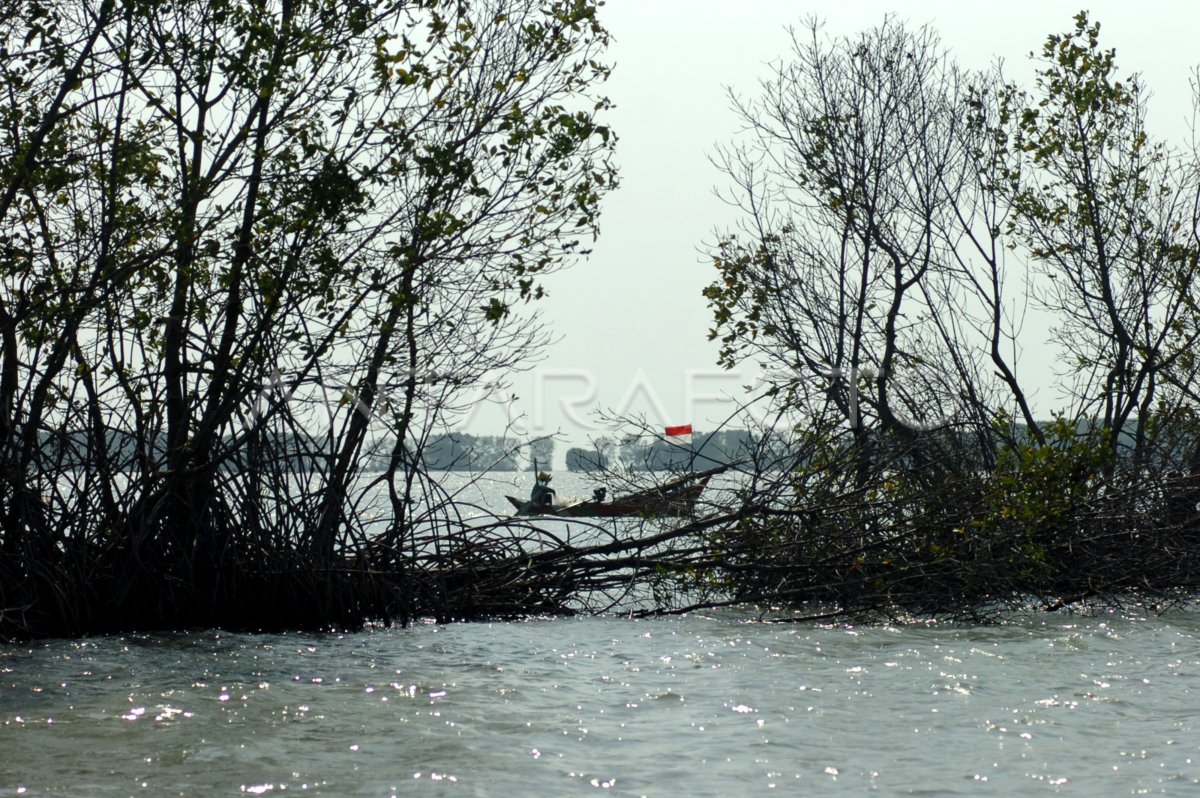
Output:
530,471,556,509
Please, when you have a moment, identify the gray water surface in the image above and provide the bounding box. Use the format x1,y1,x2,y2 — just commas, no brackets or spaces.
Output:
3,610,1199,796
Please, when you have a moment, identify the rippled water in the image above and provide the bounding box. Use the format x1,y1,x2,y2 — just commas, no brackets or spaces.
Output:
4,609,1200,796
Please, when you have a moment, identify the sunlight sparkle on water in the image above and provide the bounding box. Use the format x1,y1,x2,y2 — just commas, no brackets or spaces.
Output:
3,610,1200,795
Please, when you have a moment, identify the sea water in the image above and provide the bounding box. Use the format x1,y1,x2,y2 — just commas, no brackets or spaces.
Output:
3,473,1199,796
4,612,1200,796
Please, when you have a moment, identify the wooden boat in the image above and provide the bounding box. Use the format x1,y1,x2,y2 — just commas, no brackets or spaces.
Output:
506,465,724,518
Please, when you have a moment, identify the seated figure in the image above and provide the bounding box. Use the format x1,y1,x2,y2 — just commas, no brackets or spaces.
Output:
530,471,556,508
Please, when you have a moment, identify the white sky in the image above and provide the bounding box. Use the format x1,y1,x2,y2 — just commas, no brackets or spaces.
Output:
461,1,1200,454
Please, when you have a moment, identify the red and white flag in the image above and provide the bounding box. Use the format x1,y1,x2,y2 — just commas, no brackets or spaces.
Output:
665,424,693,444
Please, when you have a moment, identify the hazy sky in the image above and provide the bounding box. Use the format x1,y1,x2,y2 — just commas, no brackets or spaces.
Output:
462,1,1200,452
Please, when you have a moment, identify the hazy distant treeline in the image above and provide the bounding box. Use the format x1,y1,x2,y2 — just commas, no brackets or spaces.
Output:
565,429,764,471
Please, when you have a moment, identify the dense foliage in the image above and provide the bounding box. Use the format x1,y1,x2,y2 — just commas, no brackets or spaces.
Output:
695,14,1200,620
0,0,614,637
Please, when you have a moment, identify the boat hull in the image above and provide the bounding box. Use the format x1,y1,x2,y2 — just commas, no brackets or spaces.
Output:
505,472,713,518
